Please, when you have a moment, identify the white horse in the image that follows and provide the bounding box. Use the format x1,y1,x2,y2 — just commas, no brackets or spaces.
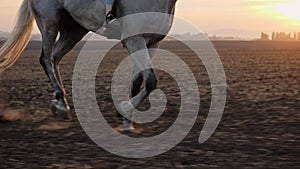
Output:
0,0,177,129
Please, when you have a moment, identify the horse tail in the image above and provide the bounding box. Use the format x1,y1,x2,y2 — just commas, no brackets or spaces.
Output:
0,0,34,73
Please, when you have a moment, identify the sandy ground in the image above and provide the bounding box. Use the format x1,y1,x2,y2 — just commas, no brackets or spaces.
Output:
0,41,299,168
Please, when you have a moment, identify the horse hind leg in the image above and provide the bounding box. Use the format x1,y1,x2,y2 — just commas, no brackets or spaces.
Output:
31,1,76,119
51,17,88,119
33,14,69,120
39,28,70,119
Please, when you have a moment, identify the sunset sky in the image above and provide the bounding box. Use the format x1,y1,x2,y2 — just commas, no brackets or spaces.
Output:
0,0,299,39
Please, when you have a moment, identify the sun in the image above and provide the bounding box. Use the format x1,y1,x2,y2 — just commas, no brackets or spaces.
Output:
273,0,300,22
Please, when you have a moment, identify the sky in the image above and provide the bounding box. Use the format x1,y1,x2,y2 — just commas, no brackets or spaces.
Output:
0,0,299,39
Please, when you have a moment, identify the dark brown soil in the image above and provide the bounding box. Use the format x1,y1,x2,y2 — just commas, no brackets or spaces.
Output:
0,41,299,168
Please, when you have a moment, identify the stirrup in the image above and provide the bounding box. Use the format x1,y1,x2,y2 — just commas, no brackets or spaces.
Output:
106,11,116,25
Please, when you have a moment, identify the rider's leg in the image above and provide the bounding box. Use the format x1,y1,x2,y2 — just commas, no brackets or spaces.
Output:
106,0,114,14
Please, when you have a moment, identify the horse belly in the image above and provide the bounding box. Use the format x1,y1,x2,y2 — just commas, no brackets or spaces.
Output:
60,0,105,31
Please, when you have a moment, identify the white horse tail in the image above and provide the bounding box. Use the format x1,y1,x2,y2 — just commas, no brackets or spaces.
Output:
0,0,34,73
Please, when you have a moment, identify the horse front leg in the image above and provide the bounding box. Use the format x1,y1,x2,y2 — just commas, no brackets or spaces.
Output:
120,37,158,130
129,43,159,108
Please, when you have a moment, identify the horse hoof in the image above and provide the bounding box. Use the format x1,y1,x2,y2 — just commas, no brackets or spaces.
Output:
51,100,71,120
115,124,144,134
115,125,135,133
124,125,135,131
56,107,71,120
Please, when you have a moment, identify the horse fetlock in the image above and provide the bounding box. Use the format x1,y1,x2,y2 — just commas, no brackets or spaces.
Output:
118,101,134,120
54,89,66,100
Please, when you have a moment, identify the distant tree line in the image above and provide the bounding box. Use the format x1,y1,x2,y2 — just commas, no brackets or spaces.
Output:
260,32,300,41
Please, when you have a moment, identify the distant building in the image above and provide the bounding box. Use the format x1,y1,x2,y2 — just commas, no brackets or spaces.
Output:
269,32,300,41
260,32,270,41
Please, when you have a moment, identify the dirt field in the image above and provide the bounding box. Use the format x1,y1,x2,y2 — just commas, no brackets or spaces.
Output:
0,41,299,168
